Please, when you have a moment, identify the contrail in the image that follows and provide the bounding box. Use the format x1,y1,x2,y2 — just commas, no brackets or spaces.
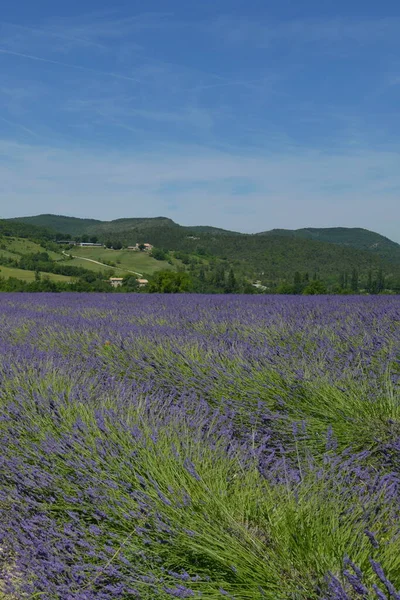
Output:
0,115,39,137
0,21,107,50
0,47,141,83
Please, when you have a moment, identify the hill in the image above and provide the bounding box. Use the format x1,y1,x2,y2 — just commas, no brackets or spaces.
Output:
10,215,177,238
68,245,179,276
257,227,400,264
0,220,184,292
8,214,102,236
12,214,240,237
4,215,400,293
0,218,55,241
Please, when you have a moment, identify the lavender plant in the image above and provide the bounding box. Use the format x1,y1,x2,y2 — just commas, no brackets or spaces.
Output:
0,294,400,599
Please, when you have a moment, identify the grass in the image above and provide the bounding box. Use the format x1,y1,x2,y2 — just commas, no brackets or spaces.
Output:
65,257,115,273
0,238,183,283
2,379,399,599
2,237,61,260
0,249,20,261
0,265,71,282
70,246,178,274
1,295,400,598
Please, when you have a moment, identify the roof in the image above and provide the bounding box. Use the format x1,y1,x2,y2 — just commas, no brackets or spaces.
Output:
109,277,124,281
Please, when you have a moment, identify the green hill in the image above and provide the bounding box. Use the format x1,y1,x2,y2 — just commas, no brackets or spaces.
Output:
4,214,400,293
257,227,400,264
68,245,179,276
186,225,241,235
11,215,176,238
8,214,102,236
0,220,182,291
0,218,55,241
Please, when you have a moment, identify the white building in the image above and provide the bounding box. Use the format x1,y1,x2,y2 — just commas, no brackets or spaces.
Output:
109,277,124,288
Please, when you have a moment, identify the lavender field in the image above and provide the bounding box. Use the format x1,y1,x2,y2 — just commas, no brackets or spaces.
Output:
1,294,400,599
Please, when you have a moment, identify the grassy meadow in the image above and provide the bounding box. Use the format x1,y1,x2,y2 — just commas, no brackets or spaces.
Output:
0,265,72,282
68,246,177,275
0,294,400,599
1,237,61,260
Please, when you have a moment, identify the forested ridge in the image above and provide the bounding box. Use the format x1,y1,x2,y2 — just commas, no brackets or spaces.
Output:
3,215,400,293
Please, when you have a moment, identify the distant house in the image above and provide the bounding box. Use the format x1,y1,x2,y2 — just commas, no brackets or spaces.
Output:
127,243,153,251
137,278,149,286
252,281,267,291
79,242,104,247
109,277,124,288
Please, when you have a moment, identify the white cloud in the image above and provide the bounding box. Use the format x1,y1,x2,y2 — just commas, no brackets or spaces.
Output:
0,139,399,241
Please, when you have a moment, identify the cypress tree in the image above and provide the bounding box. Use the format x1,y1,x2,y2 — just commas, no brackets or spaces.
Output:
225,268,237,293
350,268,359,293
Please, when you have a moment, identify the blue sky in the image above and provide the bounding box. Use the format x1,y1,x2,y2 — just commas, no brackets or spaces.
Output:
1,0,400,240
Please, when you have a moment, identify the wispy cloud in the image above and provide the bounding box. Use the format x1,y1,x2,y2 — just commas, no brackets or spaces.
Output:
1,139,399,241
0,48,141,83
1,6,399,240
0,20,108,51
209,15,400,48
0,12,178,59
0,116,38,137
53,12,179,41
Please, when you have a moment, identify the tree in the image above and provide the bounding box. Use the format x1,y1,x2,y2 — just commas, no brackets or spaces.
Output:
302,280,327,295
225,268,237,293
152,248,167,261
122,275,140,291
367,270,373,293
138,243,146,251
214,265,225,287
350,268,359,293
90,236,98,244
105,240,113,249
148,271,192,293
293,271,302,294
377,268,385,293
276,282,295,294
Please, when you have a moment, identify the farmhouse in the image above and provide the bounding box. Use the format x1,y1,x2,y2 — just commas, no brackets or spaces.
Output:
109,277,124,288
137,278,149,286
79,242,104,247
127,243,153,251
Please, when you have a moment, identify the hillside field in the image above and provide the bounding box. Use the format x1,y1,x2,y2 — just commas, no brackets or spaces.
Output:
0,265,72,282
8,215,400,292
67,246,178,275
1,237,61,260
1,294,400,599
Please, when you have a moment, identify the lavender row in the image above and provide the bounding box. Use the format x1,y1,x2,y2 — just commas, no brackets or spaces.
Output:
1,293,400,599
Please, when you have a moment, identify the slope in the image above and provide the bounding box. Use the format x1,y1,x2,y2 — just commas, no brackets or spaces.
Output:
257,227,400,264
8,214,102,236
5,215,400,290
